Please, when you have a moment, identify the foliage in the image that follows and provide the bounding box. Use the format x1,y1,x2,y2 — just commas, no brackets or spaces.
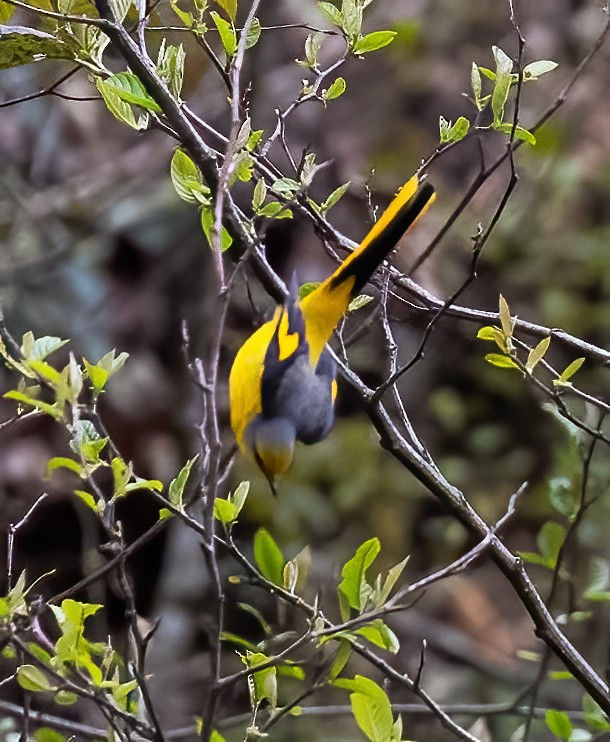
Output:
0,0,609,740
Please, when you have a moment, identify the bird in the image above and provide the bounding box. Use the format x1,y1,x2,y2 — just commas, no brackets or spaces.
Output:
229,174,435,491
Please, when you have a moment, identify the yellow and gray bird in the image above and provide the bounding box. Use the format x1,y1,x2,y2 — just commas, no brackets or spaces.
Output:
229,174,435,490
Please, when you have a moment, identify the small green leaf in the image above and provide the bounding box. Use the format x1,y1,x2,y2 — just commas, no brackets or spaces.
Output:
348,294,374,312
210,10,237,57
355,619,400,653
214,0,236,22
214,497,237,524
322,181,350,212
244,17,261,49
526,336,550,373
471,62,483,109
548,477,576,518
338,537,380,612
378,556,409,605
252,178,267,211
200,208,233,251
484,353,520,370
318,0,342,27
243,651,278,708
498,294,513,338
323,76,346,101
258,201,292,218
96,77,148,130
554,357,585,387
47,457,83,477
304,31,323,69
523,60,558,80
352,30,396,55
340,0,362,40
4,390,62,420
298,282,320,300
231,480,249,516
98,72,161,113
168,455,198,507
491,45,513,124
545,709,573,739
477,325,500,341
74,490,98,511
83,359,109,395
582,694,610,732
171,148,206,204
0,27,73,70
537,521,565,569
584,557,610,602
253,528,284,585
494,121,537,145
328,641,352,681
54,690,78,705
271,176,300,197
17,665,54,692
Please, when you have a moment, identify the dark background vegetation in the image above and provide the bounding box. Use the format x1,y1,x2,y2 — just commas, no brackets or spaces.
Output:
0,0,609,739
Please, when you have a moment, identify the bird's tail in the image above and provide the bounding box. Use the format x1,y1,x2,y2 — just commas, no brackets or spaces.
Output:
300,175,435,362
327,175,435,296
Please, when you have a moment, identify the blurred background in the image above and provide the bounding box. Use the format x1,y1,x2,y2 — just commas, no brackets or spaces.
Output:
0,0,609,739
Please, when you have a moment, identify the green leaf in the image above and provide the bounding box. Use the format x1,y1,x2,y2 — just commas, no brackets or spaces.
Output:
211,10,237,57
214,497,237,524
54,690,78,705
484,353,520,370
34,728,69,742
253,178,268,211
157,40,186,98
298,282,320,300
231,480,249,515
348,294,374,312
74,490,98,511
244,16,261,49
477,325,500,341
26,335,68,362
526,336,550,373
0,1,16,22
215,0,236,21
584,557,610,602
323,76,346,101
446,116,470,143
329,640,352,679
0,27,73,69
170,0,194,26
377,556,409,605
352,30,396,55
318,1,342,27
283,545,311,594
322,180,350,212
494,121,537,145
125,477,163,494
83,359,109,395
171,148,207,204
548,477,577,519
523,60,558,80
348,675,394,742
47,457,83,477
258,201,292,218
355,619,400,653
471,62,483,109
98,72,161,113
537,521,565,569
17,665,54,692
304,31,323,69
243,651,277,708
341,0,362,40
498,294,513,338
4,390,62,420
111,456,131,497
271,176,300,197
582,694,610,731
518,550,552,567
253,528,284,585
168,455,198,507
545,709,573,739
338,537,380,612
200,208,233,251
491,45,513,124
96,77,148,130
554,357,585,387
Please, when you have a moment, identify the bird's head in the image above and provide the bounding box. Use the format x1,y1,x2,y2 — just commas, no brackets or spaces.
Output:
247,416,296,494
